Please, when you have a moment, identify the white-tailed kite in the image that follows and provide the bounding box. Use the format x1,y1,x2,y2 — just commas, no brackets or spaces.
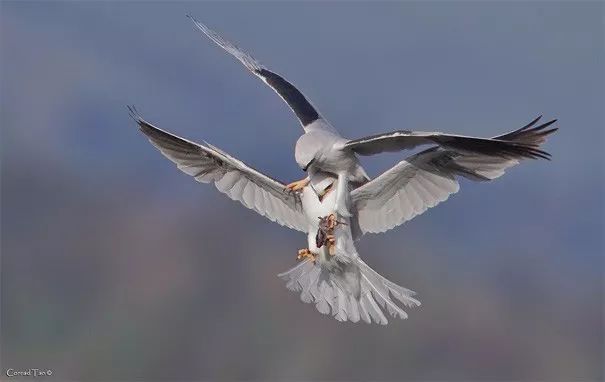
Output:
187,16,556,217
129,17,557,324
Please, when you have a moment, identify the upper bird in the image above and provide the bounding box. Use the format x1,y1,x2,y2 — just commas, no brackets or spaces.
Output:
187,16,556,216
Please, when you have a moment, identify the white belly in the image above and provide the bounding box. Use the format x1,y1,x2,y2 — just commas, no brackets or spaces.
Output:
300,183,355,263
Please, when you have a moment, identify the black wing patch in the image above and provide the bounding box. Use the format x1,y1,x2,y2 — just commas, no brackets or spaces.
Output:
258,69,319,126
188,16,323,129
345,116,557,160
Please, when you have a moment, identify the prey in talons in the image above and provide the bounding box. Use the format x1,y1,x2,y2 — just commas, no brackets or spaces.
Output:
316,213,347,256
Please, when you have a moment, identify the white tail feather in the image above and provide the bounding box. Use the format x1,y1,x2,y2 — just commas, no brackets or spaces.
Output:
278,256,420,325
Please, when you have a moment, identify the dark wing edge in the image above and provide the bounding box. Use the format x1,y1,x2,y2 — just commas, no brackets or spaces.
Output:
128,106,307,232
350,139,546,235
187,15,324,129
344,116,558,160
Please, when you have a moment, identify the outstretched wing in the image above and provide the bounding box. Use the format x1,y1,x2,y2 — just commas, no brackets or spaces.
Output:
188,15,334,133
130,107,307,232
351,118,557,234
344,116,557,159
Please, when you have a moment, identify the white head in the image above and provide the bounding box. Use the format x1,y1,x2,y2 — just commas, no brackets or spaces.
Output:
294,134,319,171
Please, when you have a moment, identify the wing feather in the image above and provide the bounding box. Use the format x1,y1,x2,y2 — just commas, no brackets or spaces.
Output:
344,116,557,159
352,118,556,235
352,148,533,235
131,107,307,232
188,15,336,132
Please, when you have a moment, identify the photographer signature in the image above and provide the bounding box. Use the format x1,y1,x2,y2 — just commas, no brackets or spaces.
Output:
6,368,53,378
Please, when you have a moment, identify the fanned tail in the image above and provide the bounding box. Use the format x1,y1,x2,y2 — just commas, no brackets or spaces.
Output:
278,256,420,325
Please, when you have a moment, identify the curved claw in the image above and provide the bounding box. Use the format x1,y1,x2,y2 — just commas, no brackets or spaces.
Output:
284,178,310,193
296,248,317,264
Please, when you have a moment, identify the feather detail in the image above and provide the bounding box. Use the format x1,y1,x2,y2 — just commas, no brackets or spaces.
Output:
278,254,419,324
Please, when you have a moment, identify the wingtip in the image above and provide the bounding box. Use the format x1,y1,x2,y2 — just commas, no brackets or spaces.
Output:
127,104,141,123
126,105,152,134
522,114,543,130
187,13,204,30
541,118,557,128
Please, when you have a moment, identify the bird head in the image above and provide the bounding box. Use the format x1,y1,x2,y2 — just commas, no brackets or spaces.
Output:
294,134,319,172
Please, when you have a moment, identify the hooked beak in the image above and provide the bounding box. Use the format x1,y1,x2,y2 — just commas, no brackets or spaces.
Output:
302,158,315,172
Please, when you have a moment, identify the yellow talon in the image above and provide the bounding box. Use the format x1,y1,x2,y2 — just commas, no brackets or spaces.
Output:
327,213,338,230
296,248,316,264
285,178,310,192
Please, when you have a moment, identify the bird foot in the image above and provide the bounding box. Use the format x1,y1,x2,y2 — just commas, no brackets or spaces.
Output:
327,234,337,256
296,248,316,264
326,213,338,230
285,178,310,192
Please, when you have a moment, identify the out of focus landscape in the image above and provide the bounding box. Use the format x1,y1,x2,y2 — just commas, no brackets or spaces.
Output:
1,2,603,381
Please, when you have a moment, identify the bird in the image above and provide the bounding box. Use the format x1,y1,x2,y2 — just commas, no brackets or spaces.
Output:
129,107,421,324
186,16,556,217
129,17,557,324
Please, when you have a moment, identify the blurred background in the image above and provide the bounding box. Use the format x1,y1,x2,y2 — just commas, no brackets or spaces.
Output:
1,2,603,381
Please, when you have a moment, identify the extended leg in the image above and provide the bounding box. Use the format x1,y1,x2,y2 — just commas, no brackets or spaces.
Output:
326,213,341,255
326,234,336,256
333,173,351,217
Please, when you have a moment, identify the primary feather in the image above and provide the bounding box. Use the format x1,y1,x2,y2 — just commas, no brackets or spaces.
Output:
130,107,307,232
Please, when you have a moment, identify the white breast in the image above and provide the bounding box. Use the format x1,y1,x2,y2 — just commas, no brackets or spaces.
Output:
300,179,355,263
301,185,336,233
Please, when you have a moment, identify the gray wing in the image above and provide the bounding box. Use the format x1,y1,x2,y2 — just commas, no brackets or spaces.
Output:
130,107,307,232
351,119,557,234
344,116,557,159
188,15,335,133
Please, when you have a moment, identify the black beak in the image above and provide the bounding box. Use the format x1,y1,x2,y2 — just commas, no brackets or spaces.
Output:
302,158,315,172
